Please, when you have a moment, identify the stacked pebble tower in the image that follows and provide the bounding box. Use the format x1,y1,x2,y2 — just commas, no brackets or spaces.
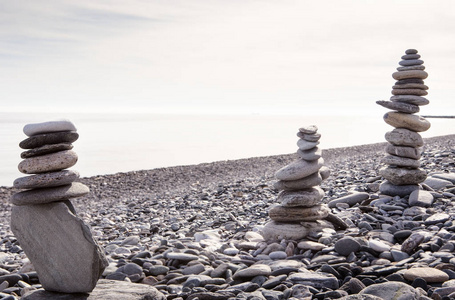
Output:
376,49,431,197
262,125,332,241
10,120,107,293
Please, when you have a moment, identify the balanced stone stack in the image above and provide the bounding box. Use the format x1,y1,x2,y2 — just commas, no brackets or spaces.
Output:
10,120,108,293
262,125,332,241
376,49,431,197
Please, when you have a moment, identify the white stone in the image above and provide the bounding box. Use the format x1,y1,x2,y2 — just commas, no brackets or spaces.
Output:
23,120,77,137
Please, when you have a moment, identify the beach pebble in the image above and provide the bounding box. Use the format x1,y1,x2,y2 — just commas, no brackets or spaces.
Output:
13,170,80,189
404,267,449,283
23,120,77,137
328,192,369,208
392,70,428,80
275,158,323,181
391,95,430,106
18,150,78,174
19,132,79,149
20,143,74,159
380,166,427,185
233,264,271,279
383,112,431,132
381,155,420,168
368,239,391,252
269,204,329,222
277,187,324,207
376,100,420,114
408,189,433,207
11,182,89,206
385,128,423,147
385,144,422,159
297,147,322,161
335,236,361,256
273,172,323,190
359,281,420,299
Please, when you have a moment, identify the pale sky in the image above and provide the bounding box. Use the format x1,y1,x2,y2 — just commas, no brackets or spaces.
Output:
2,0,455,115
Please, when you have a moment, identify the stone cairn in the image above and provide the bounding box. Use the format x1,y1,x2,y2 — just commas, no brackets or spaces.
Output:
262,125,332,241
376,49,431,197
10,120,108,293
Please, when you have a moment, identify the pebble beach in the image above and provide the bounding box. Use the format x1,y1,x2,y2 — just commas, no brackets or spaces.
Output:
0,134,454,299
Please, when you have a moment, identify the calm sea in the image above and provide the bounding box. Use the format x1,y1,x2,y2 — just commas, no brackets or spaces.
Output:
1,111,453,187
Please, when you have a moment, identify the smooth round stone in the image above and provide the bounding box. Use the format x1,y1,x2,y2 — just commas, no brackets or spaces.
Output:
277,187,324,207
391,95,429,106
405,49,418,54
13,170,80,189
18,150,78,174
297,139,319,151
392,89,428,96
269,204,329,222
11,182,89,206
408,190,433,207
368,239,391,252
359,281,419,299
269,251,287,260
298,125,318,135
398,59,424,66
379,166,427,185
297,147,322,161
383,112,431,132
424,177,453,190
404,268,449,283
23,120,77,137
19,132,79,149
381,155,420,168
334,236,361,256
392,83,428,90
401,54,420,60
424,213,450,225
275,158,324,181
273,172,322,191
432,173,455,184
379,181,420,197
376,100,420,114
385,144,422,159
20,143,74,159
319,166,330,180
396,65,425,72
223,248,239,256
392,70,428,80
385,128,423,147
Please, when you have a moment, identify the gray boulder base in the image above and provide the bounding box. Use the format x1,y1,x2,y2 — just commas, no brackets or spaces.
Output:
11,202,108,293
21,279,166,300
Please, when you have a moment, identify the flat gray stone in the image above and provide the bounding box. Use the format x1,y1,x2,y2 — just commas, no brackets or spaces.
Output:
262,221,310,241
392,70,428,80
288,271,339,290
392,83,428,90
379,181,420,197
391,88,428,96
273,172,322,190
383,112,431,132
297,132,321,142
328,192,369,208
23,120,77,137
11,182,89,205
18,150,78,174
21,143,74,159
381,155,420,168
275,158,324,181
11,202,108,293
296,139,319,151
399,59,424,66
233,264,271,279
269,204,329,222
166,252,199,261
424,177,453,190
385,128,423,147
359,281,419,299
424,213,450,225
432,172,455,184
319,166,330,180
404,267,449,283
19,132,79,149
408,189,433,207
376,100,420,114
297,147,322,161
380,166,427,185
391,95,430,106
21,279,165,300
397,65,425,71
278,187,324,207
385,144,422,159
14,170,80,189
401,54,421,60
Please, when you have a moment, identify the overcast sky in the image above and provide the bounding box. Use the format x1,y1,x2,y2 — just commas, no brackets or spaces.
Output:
2,0,455,115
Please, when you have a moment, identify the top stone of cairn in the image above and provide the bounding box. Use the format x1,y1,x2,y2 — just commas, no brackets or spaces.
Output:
23,120,77,137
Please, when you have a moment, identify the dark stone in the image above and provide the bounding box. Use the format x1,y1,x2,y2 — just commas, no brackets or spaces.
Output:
385,273,405,282
21,143,74,158
411,277,428,291
395,78,423,84
19,132,79,149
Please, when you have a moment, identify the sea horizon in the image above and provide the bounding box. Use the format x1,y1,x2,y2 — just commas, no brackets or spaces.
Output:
1,111,453,187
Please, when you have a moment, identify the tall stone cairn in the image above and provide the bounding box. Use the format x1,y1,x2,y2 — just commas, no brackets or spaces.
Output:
262,125,333,241
376,49,431,197
10,120,108,293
